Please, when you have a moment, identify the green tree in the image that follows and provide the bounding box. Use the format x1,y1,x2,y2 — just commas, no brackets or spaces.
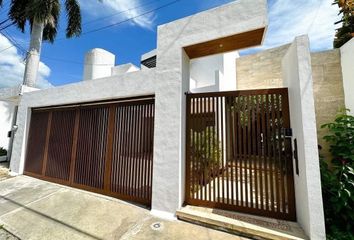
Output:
333,0,354,48
0,0,82,87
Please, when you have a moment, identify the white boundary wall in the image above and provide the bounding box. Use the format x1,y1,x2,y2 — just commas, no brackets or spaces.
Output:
8,2,325,239
282,35,326,239
0,101,15,151
340,38,354,113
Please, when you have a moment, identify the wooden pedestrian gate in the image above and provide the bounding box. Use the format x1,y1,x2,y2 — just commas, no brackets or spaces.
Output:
24,97,155,206
185,88,296,220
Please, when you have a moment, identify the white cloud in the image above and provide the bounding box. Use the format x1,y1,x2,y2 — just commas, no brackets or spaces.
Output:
0,34,53,89
79,0,156,30
241,0,341,55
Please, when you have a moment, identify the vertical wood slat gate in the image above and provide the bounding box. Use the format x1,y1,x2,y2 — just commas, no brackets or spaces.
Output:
185,88,296,221
24,98,155,206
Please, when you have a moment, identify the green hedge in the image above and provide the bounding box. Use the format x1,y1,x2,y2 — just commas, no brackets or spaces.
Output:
320,110,354,239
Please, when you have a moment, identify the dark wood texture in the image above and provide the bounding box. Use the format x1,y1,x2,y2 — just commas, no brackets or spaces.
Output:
24,111,50,174
45,110,76,181
23,97,155,207
185,88,296,221
184,28,265,59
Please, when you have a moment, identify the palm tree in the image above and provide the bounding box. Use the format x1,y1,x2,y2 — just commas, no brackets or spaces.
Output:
0,0,82,87
333,0,354,48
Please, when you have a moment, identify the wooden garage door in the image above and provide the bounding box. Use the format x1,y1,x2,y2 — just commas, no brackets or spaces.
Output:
24,97,155,206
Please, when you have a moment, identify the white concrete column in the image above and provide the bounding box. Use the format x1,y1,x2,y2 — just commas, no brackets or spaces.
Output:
281,35,326,239
340,38,354,113
151,0,268,218
221,51,239,91
9,104,31,174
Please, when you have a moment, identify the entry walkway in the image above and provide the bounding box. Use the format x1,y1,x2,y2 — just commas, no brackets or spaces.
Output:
0,176,248,240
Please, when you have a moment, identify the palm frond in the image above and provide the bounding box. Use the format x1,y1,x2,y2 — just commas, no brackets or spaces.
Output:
28,0,53,23
42,0,60,42
65,0,81,38
9,0,28,32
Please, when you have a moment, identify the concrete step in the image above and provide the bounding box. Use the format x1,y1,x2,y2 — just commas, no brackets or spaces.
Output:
176,205,308,240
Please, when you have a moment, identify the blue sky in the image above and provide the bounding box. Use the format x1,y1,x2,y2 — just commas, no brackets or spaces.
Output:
0,0,341,88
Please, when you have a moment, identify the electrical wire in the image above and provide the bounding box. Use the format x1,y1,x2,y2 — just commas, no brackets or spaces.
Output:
83,0,163,26
0,0,181,68
81,0,180,36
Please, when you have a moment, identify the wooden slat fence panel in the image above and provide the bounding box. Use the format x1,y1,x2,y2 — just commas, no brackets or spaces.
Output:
23,97,155,207
110,100,154,204
45,110,76,181
74,107,109,189
24,111,50,175
185,88,296,221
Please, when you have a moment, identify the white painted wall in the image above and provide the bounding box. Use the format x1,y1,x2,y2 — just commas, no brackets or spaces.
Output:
111,63,139,76
152,0,267,217
83,48,115,80
190,51,239,93
340,38,354,113
0,101,15,151
221,51,239,91
190,54,223,89
282,35,326,239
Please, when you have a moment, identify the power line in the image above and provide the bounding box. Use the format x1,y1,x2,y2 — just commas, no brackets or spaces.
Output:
306,0,326,34
83,0,163,26
0,18,10,26
40,55,116,66
0,31,26,64
1,0,181,66
52,0,181,41
0,44,13,53
82,0,180,35
0,32,116,66
0,21,15,31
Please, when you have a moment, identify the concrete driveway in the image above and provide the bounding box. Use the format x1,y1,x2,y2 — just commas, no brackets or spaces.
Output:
0,176,248,240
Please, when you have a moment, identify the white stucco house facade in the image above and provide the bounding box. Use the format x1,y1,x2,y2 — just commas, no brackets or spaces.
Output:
1,1,354,239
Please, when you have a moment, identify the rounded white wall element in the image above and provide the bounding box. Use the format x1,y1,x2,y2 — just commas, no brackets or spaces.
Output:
0,101,15,150
83,48,115,81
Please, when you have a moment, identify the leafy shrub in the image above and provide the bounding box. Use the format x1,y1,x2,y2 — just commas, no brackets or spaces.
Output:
320,110,354,239
0,147,7,156
191,127,222,187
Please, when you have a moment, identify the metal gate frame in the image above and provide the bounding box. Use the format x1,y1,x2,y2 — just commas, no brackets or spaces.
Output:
185,88,296,221
24,96,155,206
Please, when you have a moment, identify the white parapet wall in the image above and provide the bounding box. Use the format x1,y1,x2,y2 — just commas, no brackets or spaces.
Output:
282,35,326,239
340,38,354,113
